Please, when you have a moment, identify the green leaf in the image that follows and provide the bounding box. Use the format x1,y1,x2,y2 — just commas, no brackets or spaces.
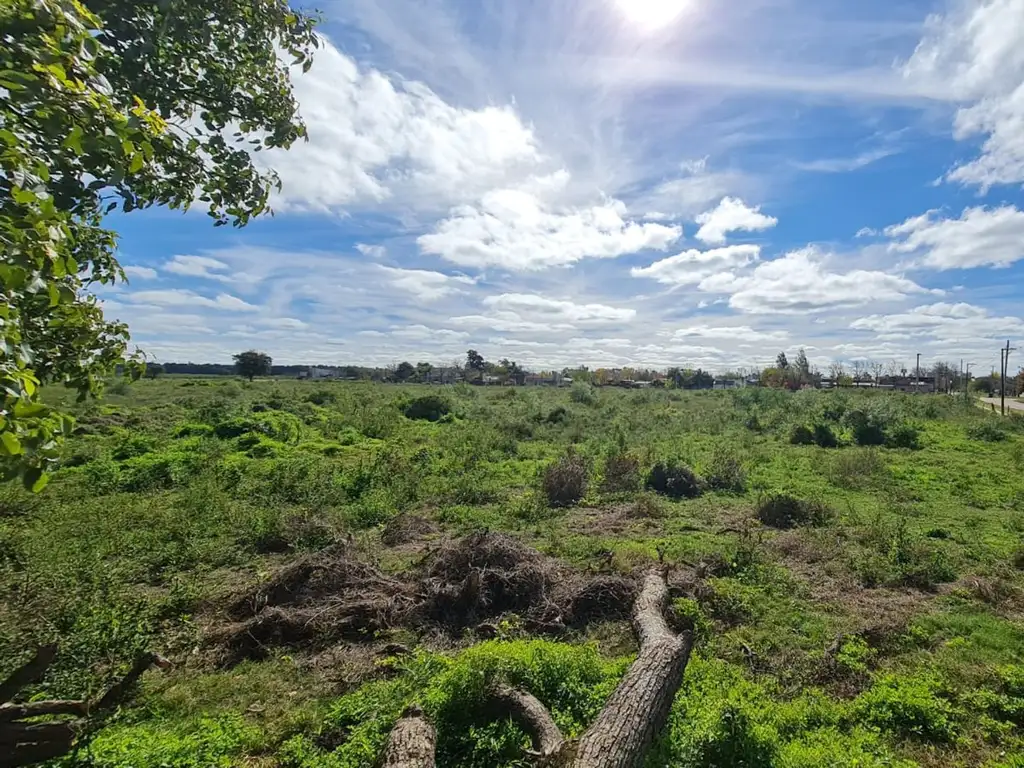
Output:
22,467,49,494
65,126,84,155
129,152,145,174
0,432,23,457
14,401,48,418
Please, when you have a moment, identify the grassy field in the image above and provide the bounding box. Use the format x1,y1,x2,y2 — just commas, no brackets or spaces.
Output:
2,378,1024,767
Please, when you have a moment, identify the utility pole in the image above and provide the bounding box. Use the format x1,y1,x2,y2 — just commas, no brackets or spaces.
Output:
1001,340,1016,416
966,362,975,400
916,353,921,394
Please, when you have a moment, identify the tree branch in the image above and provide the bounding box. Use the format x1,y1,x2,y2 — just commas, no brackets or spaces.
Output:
489,684,565,758
0,701,87,722
0,646,58,704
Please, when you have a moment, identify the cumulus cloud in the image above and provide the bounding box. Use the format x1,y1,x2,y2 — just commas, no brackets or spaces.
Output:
124,290,259,312
904,0,1024,188
123,265,157,280
378,265,476,301
672,325,790,343
885,205,1024,269
450,293,635,334
694,197,778,245
631,245,761,286
258,40,543,213
698,248,936,313
851,302,1022,342
418,187,681,270
163,255,232,281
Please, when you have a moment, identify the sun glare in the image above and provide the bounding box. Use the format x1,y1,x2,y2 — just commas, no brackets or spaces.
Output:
614,0,690,32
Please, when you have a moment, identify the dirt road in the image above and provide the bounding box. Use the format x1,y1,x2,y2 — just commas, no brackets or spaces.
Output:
981,397,1024,413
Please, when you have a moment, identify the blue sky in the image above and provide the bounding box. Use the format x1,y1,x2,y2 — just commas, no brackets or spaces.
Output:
103,0,1024,374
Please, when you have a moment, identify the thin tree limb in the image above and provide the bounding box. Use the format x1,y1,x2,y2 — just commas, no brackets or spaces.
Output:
0,646,58,705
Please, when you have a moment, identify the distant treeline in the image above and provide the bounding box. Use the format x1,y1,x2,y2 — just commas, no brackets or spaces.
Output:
160,363,373,378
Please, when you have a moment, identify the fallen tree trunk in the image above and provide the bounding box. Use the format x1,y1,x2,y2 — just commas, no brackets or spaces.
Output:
383,567,693,768
382,705,436,768
0,647,170,768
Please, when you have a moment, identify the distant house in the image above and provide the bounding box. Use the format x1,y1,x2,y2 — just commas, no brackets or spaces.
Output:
713,379,743,390
300,367,337,381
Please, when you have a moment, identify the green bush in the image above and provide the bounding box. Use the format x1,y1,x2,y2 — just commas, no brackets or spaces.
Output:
789,425,815,445
853,675,959,742
887,424,922,450
600,452,641,493
173,423,215,439
704,449,746,493
569,383,597,405
89,715,263,768
305,388,337,406
968,421,1008,442
811,424,839,449
646,461,702,500
215,411,302,443
403,395,451,422
756,494,834,529
111,432,158,460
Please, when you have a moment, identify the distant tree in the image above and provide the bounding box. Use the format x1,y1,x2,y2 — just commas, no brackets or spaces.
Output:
144,363,164,380
415,362,434,383
776,352,790,370
852,360,869,382
233,351,272,381
1017,369,1024,396
395,361,416,382
869,361,885,384
827,362,845,382
466,349,485,381
760,367,786,389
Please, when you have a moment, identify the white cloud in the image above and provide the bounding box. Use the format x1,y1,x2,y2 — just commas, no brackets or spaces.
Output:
885,205,1024,269
164,255,232,281
635,168,755,221
694,197,778,245
904,0,1024,188
483,294,635,324
698,247,936,314
123,265,157,280
379,265,476,301
852,302,1023,342
418,186,681,270
125,289,258,312
356,244,387,259
672,325,790,343
631,245,761,286
258,40,543,213
450,293,635,334
793,148,897,173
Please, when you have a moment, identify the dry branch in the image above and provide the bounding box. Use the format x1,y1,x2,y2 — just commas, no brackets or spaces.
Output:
490,684,565,758
0,648,170,768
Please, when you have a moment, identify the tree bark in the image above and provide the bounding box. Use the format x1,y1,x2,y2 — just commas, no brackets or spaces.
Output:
569,568,693,768
381,705,436,768
489,684,565,758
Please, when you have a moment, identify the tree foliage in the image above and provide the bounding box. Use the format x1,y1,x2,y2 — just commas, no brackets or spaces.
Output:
233,351,273,381
0,0,318,486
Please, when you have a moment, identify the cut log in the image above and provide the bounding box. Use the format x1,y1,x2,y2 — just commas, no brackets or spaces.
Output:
489,684,565,758
569,568,693,768
0,646,58,704
381,705,436,768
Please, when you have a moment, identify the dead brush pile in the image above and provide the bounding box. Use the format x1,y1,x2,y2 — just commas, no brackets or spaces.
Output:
210,532,640,664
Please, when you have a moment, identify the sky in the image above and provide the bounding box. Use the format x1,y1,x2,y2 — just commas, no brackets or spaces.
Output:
104,0,1024,374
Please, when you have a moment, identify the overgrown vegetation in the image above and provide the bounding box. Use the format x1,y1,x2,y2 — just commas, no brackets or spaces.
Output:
2,380,1024,767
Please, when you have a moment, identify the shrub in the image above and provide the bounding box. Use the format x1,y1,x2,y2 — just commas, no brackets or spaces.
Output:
827,448,885,490
811,424,839,449
174,423,215,439
756,494,834,529
545,406,570,425
403,395,451,422
853,422,886,447
967,421,1008,442
854,675,959,742
789,425,815,445
215,411,302,443
600,452,641,493
569,383,596,405
646,462,702,500
886,424,921,450
111,432,158,461
541,450,589,507
305,389,336,406
704,449,746,493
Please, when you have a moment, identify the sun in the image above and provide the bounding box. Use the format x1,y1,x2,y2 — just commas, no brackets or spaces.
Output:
614,0,690,32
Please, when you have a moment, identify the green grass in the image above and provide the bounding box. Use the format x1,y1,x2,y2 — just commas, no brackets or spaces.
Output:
2,379,1024,766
